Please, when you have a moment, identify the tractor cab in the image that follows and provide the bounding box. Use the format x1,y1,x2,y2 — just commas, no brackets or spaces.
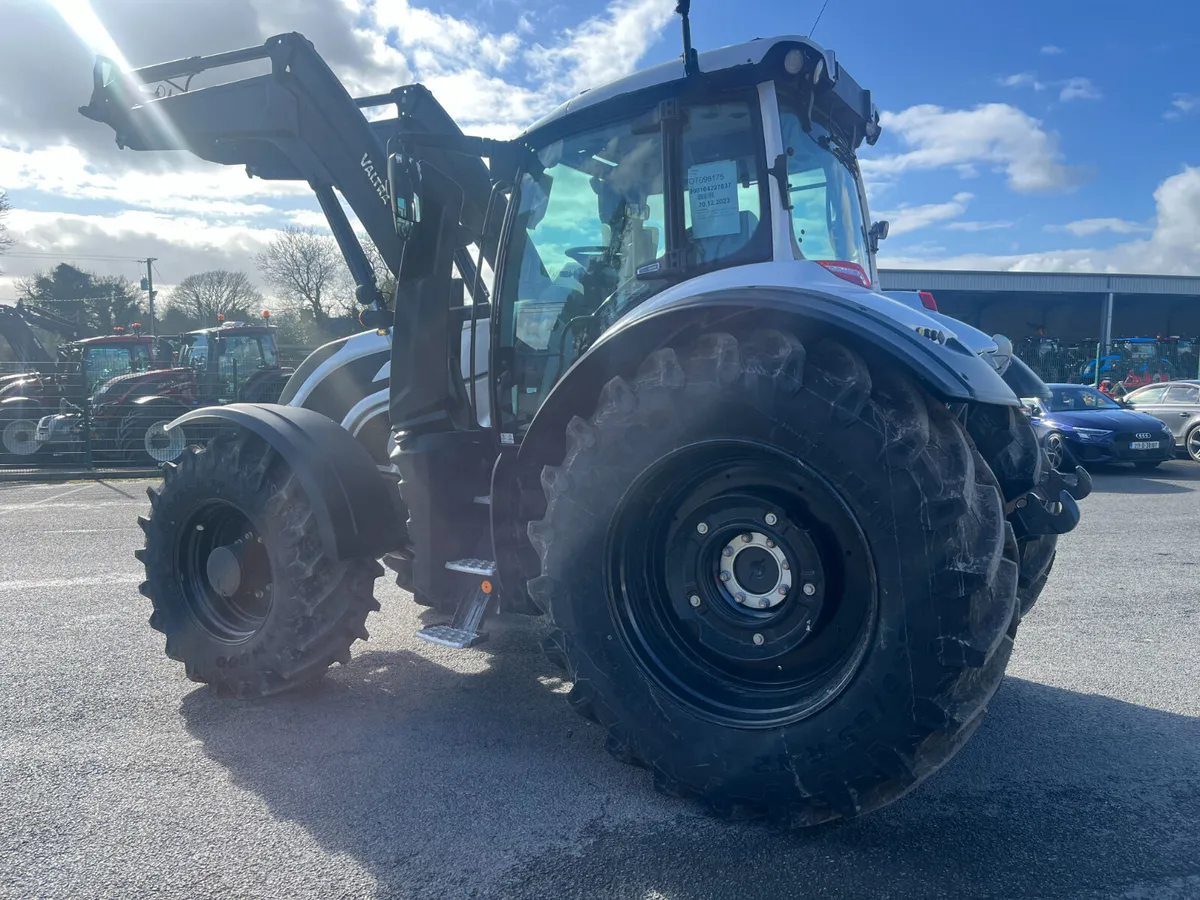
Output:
383,36,900,448
485,38,879,434
60,328,160,394
177,318,283,403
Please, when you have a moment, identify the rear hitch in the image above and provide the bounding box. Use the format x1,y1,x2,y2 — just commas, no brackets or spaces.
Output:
1011,465,1091,537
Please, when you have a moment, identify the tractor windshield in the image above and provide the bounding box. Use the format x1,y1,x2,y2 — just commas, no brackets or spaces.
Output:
497,93,770,427
776,95,870,272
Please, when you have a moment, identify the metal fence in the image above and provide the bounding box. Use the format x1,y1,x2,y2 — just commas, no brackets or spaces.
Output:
0,349,315,478
1016,338,1200,387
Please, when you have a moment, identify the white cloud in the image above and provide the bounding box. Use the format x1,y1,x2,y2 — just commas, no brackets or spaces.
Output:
1046,218,1149,236
998,72,1046,91
874,192,973,236
1059,77,1101,102
944,220,1015,232
1040,45,1064,55
527,0,675,97
0,143,310,218
1164,93,1199,121
0,0,680,298
863,103,1081,193
2,208,279,293
880,167,1200,275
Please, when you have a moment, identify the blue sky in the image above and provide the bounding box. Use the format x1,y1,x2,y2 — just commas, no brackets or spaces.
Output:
0,0,1197,298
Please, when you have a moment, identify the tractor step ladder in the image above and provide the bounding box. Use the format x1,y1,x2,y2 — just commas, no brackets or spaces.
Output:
414,559,496,649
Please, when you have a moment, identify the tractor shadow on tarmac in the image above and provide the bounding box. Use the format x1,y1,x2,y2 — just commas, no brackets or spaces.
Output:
179,635,1200,900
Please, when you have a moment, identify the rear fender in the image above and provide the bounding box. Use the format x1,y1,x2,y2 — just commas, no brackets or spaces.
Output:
517,287,1020,474
169,404,404,561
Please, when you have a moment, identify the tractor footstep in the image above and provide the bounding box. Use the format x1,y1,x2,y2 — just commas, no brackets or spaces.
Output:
415,570,494,649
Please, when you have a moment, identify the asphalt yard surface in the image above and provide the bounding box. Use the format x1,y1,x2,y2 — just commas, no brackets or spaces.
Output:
1,464,1197,900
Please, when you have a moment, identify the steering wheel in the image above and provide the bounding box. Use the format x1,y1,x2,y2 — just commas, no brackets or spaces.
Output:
564,246,608,267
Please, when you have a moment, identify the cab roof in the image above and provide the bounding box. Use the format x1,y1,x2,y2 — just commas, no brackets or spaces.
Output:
522,35,879,147
186,323,276,337
70,333,155,347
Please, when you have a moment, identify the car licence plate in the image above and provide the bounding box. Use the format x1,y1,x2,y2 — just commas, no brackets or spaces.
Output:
1131,441,1160,450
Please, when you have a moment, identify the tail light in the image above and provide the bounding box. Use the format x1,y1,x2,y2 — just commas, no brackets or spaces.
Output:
814,260,871,288
918,291,938,311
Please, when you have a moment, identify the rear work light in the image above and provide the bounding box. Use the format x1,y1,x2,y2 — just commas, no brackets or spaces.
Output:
918,290,938,311
814,259,871,288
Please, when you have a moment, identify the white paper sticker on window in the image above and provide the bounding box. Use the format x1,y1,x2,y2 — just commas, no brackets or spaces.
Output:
688,160,740,238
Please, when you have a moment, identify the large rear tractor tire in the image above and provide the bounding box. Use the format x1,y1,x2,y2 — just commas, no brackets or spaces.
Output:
136,431,382,697
528,330,1021,827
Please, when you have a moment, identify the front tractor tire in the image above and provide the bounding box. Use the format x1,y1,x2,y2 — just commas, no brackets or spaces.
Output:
528,330,1022,827
1,408,43,460
136,431,382,697
120,410,189,466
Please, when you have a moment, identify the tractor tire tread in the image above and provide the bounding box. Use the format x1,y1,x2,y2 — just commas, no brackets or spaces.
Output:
529,329,1021,827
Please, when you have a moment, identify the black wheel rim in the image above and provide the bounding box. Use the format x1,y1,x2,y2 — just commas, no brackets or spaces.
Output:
175,500,274,642
607,440,877,729
1046,434,1064,470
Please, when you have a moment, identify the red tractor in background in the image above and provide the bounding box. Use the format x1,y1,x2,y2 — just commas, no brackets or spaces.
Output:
37,315,292,464
0,304,167,459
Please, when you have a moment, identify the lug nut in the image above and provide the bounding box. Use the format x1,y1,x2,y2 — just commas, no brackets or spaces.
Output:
802,582,816,596
741,533,752,543
696,522,709,534
765,539,776,549
757,598,769,609
752,633,765,646
778,585,788,595
722,547,734,558
765,513,778,525
195,524,204,532
719,571,731,582
734,592,746,604
689,594,701,608
781,560,790,570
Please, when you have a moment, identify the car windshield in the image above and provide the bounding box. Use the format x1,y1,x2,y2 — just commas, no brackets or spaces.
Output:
1039,387,1122,412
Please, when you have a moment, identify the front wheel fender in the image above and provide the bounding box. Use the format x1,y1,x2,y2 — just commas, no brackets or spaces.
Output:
169,404,404,561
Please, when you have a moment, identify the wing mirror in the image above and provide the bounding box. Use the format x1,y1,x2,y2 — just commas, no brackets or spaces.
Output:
868,220,890,254
387,152,421,239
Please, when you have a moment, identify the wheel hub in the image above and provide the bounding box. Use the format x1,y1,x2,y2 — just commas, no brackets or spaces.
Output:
206,544,244,597
720,531,788,609
607,441,877,728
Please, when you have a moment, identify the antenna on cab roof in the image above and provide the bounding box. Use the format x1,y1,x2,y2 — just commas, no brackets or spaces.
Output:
676,1,699,77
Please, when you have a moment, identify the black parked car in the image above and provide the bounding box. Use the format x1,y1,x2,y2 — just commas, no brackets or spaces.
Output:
1121,379,1200,462
1023,383,1176,470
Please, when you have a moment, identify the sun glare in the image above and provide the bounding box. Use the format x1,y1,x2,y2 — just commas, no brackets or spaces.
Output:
48,0,131,69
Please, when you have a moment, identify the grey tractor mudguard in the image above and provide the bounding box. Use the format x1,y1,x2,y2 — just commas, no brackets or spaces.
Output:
518,285,1021,470
168,404,404,561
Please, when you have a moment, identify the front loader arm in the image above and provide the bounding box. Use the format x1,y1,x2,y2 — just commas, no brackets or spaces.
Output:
79,33,493,304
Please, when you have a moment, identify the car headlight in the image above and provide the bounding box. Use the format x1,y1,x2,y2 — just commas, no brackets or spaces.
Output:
1060,425,1112,443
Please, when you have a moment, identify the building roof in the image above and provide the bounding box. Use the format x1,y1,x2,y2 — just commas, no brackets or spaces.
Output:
878,268,1200,297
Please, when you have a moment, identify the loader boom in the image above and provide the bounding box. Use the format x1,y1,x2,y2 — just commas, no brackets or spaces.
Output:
79,33,495,307
0,301,84,366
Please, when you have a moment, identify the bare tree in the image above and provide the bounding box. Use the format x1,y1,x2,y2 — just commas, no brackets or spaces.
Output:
0,190,15,259
360,233,397,303
169,269,264,324
255,226,350,326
